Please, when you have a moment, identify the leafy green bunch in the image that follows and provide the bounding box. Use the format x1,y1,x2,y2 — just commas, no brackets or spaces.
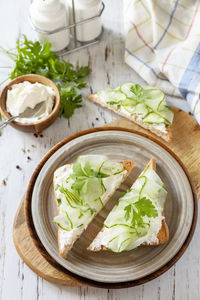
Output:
0,35,89,118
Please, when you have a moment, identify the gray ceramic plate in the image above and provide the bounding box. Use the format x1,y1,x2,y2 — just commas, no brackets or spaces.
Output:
31,130,194,283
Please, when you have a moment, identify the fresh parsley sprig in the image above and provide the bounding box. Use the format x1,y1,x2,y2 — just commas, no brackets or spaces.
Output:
124,197,158,228
0,35,89,118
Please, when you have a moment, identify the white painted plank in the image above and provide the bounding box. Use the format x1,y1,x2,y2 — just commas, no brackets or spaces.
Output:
0,0,198,299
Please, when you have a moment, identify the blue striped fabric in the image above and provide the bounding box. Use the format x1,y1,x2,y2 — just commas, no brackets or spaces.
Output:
154,0,180,49
124,0,200,122
179,42,200,99
125,48,167,80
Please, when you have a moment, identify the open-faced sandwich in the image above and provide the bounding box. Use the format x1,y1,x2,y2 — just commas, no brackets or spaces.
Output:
88,159,169,252
53,155,135,258
88,82,174,142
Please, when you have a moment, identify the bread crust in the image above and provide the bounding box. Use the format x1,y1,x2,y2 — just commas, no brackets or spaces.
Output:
87,158,169,252
54,160,136,258
88,94,172,142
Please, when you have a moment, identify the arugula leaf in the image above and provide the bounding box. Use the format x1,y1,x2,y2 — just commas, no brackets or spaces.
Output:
0,35,89,119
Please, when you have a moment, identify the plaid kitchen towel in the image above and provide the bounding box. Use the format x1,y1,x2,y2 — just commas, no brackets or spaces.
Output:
124,0,200,123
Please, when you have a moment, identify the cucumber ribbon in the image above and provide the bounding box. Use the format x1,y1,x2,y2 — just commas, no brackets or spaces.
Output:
97,82,174,125
98,164,167,252
53,155,125,231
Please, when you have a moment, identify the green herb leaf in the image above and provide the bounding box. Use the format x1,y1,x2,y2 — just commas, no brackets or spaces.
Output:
130,84,147,102
0,35,89,119
57,198,62,205
59,186,82,206
70,159,108,203
72,161,85,177
124,197,158,228
124,204,131,221
131,208,143,227
135,197,158,218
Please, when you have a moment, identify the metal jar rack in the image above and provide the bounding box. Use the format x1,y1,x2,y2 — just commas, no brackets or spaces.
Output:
29,0,105,56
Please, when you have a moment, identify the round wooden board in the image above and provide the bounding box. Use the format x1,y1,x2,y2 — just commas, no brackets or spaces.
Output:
13,107,199,288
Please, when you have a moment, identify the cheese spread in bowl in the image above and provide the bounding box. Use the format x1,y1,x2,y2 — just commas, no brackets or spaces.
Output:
6,81,55,124
0,74,61,133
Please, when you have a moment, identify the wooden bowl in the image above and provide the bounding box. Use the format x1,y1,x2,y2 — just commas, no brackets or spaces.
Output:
0,74,61,133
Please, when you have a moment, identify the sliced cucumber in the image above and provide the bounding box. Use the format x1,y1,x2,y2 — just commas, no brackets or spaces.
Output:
54,155,127,232
143,86,165,101
77,155,106,173
143,109,173,125
122,103,148,117
95,162,167,253
120,82,138,98
142,165,163,186
104,206,126,228
97,82,174,125
121,105,136,115
132,103,149,117
131,176,147,195
158,188,168,208
158,106,174,125
143,113,165,124
101,159,125,176
118,231,138,252
107,228,136,252
59,203,92,229
136,224,149,238
98,89,126,103
145,97,165,112
141,180,164,199
119,98,137,106
53,213,73,231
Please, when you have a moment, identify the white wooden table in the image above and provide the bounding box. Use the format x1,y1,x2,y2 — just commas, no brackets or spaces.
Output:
0,1,199,299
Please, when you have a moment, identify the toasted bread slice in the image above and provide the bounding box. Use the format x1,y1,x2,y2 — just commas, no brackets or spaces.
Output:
53,158,135,258
88,158,169,252
88,94,172,142
140,159,169,246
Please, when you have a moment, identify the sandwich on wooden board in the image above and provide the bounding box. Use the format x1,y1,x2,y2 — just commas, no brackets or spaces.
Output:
53,155,135,258
88,158,169,253
88,82,174,142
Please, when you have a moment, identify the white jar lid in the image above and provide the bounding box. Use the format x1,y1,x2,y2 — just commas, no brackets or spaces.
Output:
31,0,61,13
75,0,101,7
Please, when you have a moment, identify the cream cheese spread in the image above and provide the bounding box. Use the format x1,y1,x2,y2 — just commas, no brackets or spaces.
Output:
89,163,167,252
6,81,55,124
96,94,168,134
118,105,167,133
54,155,128,252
